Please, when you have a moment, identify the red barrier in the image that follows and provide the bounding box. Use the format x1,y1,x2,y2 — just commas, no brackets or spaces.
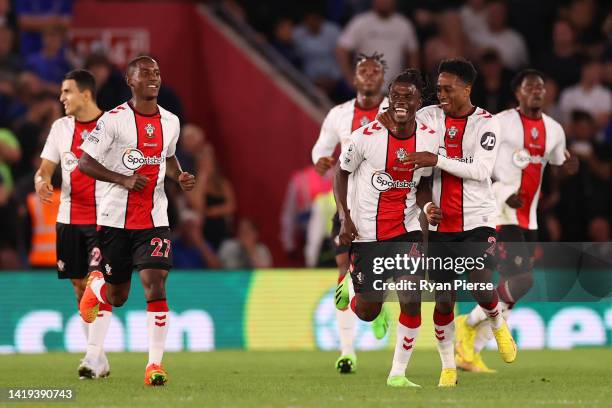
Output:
74,1,321,265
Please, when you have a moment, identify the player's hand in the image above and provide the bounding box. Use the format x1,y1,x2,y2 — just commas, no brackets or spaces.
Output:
35,180,54,204
377,110,398,135
561,150,579,176
405,152,438,169
338,215,358,246
178,172,196,191
314,156,335,176
424,202,442,226
506,193,524,209
122,174,149,191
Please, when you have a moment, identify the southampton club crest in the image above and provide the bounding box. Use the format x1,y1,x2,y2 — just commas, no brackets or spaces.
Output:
448,126,458,139
396,147,407,162
531,127,539,139
144,123,155,139
359,116,370,127
80,130,90,140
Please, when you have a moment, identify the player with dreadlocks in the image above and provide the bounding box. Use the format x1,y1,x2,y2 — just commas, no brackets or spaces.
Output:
311,52,389,374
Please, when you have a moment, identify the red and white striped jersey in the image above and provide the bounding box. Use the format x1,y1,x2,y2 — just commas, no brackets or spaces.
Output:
417,105,501,233
80,102,180,229
339,120,440,242
40,115,102,225
312,97,389,209
311,97,389,164
492,109,566,230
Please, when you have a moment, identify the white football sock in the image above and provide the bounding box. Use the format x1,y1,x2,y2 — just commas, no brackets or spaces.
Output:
481,301,504,330
84,310,112,362
466,305,487,327
435,320,456,369
474,321,493,353
389,315,420,378
147,311,169,365
336,309,356,356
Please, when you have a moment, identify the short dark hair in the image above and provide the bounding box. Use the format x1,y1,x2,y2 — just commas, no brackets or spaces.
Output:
438,58,477,85
356,52,388,72
510,68,545,93
388,68,427,95
126,55,157,77
64,69,97,99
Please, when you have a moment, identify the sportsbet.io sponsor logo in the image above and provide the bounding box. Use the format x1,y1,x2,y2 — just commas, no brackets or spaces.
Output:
122,148,165,170
512,149,545,169
371,171,416,192
61,152,78,172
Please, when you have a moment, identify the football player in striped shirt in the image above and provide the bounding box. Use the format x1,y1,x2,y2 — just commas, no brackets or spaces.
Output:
35,69,112,379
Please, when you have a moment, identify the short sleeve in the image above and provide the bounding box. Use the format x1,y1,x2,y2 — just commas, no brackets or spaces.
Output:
40,121,62,164
80,114,115,161
339,131,364,173
166,116,180,157
549,124,567,166
337,15,363,50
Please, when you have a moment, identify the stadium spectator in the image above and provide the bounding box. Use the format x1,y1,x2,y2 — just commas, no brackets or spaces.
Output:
423,10,470,81
542,77,563,123
304,190,335,268
0,26,21,75
459,0,488,44
293,10,342,95
15,0,72,57
536,20,584,90
280,166,332,259
219,218,273,269
0,0,18,32
336,0,419,87
0,127,20,268
588,216,611,242
470,0,528,71
270,18,301,70
559,58,612,129
564,0,604,56
176,123,206,175
192,143,236,250
172,210,221,269
471,49,514,114
84,53,129,111
558,110,612,240
24,25,72,84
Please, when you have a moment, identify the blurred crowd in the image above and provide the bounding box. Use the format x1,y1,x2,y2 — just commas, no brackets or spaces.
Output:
0,0,272,270
1,0,611,270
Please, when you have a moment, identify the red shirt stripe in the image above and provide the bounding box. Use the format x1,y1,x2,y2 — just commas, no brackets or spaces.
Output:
125,108,163,229
69,118,100,224
517,113,546,229
351,101,382,132
376,133,416,240
438,116,467,232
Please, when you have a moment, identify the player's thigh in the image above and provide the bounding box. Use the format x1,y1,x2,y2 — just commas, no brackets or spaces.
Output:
82,225,104,273
55,223,90,280
132,227,173,276
98,226,134,284
462,227,498,272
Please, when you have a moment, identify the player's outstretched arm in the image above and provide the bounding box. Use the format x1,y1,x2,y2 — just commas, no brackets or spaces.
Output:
34,159,57,204
79,152,148,191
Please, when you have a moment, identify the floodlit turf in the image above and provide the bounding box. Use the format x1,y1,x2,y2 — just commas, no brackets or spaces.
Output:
0,349,611,407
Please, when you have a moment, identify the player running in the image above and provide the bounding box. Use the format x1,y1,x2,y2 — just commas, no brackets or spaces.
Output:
311,52,389,373
78,56,195,386
379,58,518,374
334,69,443,387
455,69,577,372
35,69,112,379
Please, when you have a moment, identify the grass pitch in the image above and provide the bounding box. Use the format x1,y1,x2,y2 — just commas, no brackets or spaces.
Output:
0,349,610,407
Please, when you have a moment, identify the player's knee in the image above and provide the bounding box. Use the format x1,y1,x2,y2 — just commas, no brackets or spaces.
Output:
144,282,166,301
355,305,380,322
400,302,421,317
